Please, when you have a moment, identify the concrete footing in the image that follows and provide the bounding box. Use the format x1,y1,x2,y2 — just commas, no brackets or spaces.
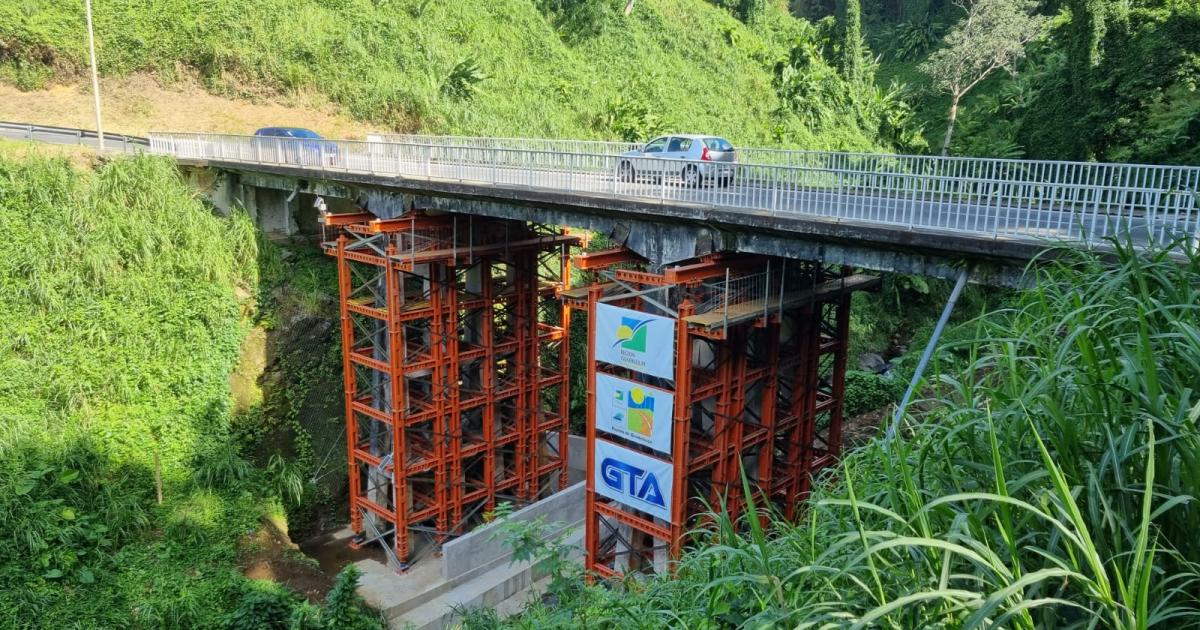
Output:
354,481,586,629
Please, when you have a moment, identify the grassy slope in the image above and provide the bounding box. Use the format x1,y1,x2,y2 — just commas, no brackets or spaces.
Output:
0,0,879,149
0,145,287,627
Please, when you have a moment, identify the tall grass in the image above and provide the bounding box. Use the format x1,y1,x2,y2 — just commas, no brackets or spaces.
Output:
490,242,1200,628
0,148,291,627
0,0,886,150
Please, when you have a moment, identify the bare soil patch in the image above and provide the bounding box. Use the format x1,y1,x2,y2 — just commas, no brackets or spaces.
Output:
241,517,336,602
0,73,372,139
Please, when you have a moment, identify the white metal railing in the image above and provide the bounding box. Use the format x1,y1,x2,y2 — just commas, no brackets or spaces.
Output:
366,133,1200,209
368,133,641,157
148,132,1200,249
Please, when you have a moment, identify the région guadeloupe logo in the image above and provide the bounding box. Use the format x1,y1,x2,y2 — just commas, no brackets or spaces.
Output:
614,316,650,352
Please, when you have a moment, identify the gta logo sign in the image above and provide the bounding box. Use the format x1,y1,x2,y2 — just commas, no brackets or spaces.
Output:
594,303,676,380
593,439,673,522
600,457,666,509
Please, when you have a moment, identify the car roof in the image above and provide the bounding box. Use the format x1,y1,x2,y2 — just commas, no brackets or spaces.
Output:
652,134,729,140
255,127,320,135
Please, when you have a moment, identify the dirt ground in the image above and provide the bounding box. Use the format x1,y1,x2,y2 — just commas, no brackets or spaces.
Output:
842,407,889,447
241,517,337,602
0,74,373,139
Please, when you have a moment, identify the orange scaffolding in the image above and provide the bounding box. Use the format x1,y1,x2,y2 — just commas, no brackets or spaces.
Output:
570,253,880,577
324,211,577,568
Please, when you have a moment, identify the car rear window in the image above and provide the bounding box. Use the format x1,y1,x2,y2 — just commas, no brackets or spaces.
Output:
703,137,734,151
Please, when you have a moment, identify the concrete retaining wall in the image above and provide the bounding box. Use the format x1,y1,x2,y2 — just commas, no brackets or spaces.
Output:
441,481,585,583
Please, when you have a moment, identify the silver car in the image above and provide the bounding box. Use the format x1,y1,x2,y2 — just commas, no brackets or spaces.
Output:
617,135,737,187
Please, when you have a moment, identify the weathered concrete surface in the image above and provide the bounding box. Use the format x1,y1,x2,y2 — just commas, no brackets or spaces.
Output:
401,527,583,630
441,482,585,583
179,161,1057,286
351,479,586,629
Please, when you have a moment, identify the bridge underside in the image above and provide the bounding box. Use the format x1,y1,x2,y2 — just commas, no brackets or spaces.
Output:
186,163,1043,286
320,201,880,576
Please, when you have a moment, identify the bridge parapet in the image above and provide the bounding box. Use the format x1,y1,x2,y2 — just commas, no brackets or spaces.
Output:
149,132,1199,251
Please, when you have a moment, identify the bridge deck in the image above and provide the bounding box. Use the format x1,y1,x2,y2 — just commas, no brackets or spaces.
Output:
147,133,1200,278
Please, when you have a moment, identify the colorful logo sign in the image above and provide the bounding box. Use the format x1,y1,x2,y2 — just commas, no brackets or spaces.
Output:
595,303,676,379
593,439,674,522
626,386,654,436
594,373,674,454
615,316,649,352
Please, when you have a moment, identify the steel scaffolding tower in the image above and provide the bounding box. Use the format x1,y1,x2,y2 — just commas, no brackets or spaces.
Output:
323,210,576,568
567,250,879,577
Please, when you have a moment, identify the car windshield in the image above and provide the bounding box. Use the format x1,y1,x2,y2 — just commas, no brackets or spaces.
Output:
703,137,734,151
643,138,667,153
287,129,322,139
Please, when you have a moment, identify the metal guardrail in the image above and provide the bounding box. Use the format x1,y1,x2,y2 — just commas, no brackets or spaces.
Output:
0,121,149,153
367,134,1200,199
148,132,1200,249
369,133,641,157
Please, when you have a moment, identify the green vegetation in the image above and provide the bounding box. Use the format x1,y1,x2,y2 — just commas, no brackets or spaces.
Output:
477,241,1200,627
0,147,378,628
918,0,1048,154
852,0,1200,162
0,0,914,151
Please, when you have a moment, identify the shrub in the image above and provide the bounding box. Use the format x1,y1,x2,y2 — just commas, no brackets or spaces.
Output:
441,57,488,101
843,369,905,417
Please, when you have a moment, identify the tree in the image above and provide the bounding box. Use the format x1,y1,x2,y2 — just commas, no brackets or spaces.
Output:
738,0,768,24
920,0,1047,155
840,0,867,84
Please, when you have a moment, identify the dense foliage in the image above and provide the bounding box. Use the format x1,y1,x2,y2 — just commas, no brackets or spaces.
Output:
477,241,1200,627
0,148,378,628
0,0,913,151
856,0,1199,162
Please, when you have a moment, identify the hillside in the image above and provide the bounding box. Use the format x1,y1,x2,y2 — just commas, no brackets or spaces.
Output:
0,0,907,150
0,145,379,628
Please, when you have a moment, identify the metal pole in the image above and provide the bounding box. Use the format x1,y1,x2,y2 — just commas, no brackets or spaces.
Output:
887,266,970,441
85,0,104,152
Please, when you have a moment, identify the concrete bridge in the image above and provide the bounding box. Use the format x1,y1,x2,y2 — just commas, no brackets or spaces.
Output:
138,133,1198,619
148,133,1199,285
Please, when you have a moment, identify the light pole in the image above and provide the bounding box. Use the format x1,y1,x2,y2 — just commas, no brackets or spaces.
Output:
84,0,104,151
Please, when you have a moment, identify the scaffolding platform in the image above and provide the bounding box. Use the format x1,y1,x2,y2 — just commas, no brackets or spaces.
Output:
684,274,882,330
324,210,579,569
576,251,879,577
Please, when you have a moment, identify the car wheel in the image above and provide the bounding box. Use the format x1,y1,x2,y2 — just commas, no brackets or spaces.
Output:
618,161,635,183
719,176,731,188
682,164,701,188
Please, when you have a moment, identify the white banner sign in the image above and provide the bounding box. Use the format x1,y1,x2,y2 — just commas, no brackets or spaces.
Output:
593,439,674,523
595,373,674,455
594,303,676,379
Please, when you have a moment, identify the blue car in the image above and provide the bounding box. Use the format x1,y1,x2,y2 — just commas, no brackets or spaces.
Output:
253,127,339,165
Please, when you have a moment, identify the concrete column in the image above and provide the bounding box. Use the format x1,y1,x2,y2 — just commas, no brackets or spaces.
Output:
253,186,299,237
